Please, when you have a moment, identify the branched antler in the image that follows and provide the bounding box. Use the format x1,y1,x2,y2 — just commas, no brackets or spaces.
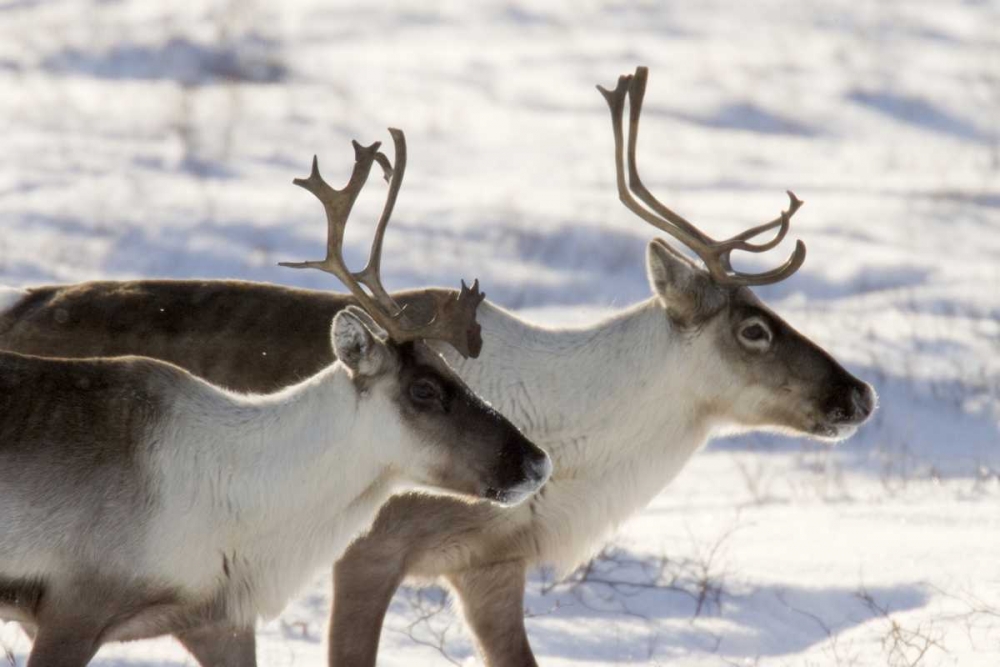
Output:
281,129,486,358
597,67,807,286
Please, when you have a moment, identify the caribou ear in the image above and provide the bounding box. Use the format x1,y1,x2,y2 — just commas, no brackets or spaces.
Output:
332,306,390,378
646,239,724,326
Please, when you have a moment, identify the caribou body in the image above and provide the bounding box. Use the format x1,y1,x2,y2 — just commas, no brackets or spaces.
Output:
0,308,549,666
0,133,552,667
0,268,874,666
0,68,876,665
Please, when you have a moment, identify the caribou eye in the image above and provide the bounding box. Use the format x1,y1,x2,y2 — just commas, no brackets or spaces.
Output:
409,378,444,403
738,320,772,348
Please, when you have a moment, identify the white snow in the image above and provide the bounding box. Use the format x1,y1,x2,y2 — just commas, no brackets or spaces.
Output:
0,1,998,665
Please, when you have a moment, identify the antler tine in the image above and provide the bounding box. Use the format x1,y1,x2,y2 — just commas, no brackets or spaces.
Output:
373,150,394,182
597,74,713,257
280,146,408,331
279,143,403,325
281,132,486,358
624,67,715,249
600,66,807,286
725,191,802,251
708,194,807,283
409,278,487,358
353,128,406,309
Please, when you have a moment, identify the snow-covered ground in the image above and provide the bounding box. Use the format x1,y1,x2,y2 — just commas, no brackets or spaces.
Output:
1,1,998,665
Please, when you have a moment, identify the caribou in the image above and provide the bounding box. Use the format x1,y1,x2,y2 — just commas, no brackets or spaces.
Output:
0,135,550,667
0,68,876,666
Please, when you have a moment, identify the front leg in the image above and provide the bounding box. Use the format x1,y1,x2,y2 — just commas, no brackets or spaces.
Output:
176,626,256,667
447,560,537,667
328,493,514,665
26,629,99,667
328,544,406,667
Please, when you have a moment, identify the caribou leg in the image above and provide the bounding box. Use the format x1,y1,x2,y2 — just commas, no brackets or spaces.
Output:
447,561,537,667
328,545,407,667
26,629,99,667
176,626,257,667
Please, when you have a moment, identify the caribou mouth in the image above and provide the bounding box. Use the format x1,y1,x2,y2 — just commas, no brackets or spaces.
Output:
483,477,546,507
483,487,516,505
482,450,552,506
811,421,858,442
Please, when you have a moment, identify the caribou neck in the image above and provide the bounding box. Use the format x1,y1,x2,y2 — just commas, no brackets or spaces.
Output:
149,364,402,620
435,298,716,462
165,366,371,512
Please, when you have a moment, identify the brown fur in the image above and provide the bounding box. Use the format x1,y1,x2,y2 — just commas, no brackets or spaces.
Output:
0,281,452,392
448,561,535,667
0,353,166,554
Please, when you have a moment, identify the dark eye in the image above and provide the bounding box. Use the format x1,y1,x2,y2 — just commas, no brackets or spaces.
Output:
739,321,772,347
742,324,767,341
409,378,443,403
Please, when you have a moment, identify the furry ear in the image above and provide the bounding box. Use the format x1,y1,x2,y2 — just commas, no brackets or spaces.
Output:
646,239,725,326
332,306,390,378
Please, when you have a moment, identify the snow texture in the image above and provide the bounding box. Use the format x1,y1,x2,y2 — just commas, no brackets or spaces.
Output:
0,1,998,665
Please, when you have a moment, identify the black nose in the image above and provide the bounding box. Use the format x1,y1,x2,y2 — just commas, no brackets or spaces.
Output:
829,382,875,424
826,378,878,425
850,384,876,420
523,447,552,484
490,430,550,488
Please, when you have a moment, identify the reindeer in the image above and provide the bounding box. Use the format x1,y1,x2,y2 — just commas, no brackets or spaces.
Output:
0,134,550,667
0,68,875,666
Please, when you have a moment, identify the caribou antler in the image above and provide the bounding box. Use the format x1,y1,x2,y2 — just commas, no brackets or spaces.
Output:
280,129,486,358
597,67,807,286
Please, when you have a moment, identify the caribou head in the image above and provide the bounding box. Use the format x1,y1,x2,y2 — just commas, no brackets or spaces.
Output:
599,67,876,441
282,131,551,504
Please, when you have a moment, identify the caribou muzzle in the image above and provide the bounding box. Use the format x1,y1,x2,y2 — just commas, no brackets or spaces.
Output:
815,378,877,439
483,431,552,507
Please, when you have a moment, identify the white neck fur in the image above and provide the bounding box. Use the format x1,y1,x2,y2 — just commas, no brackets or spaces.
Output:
143,363,404,622
433,298,725,569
